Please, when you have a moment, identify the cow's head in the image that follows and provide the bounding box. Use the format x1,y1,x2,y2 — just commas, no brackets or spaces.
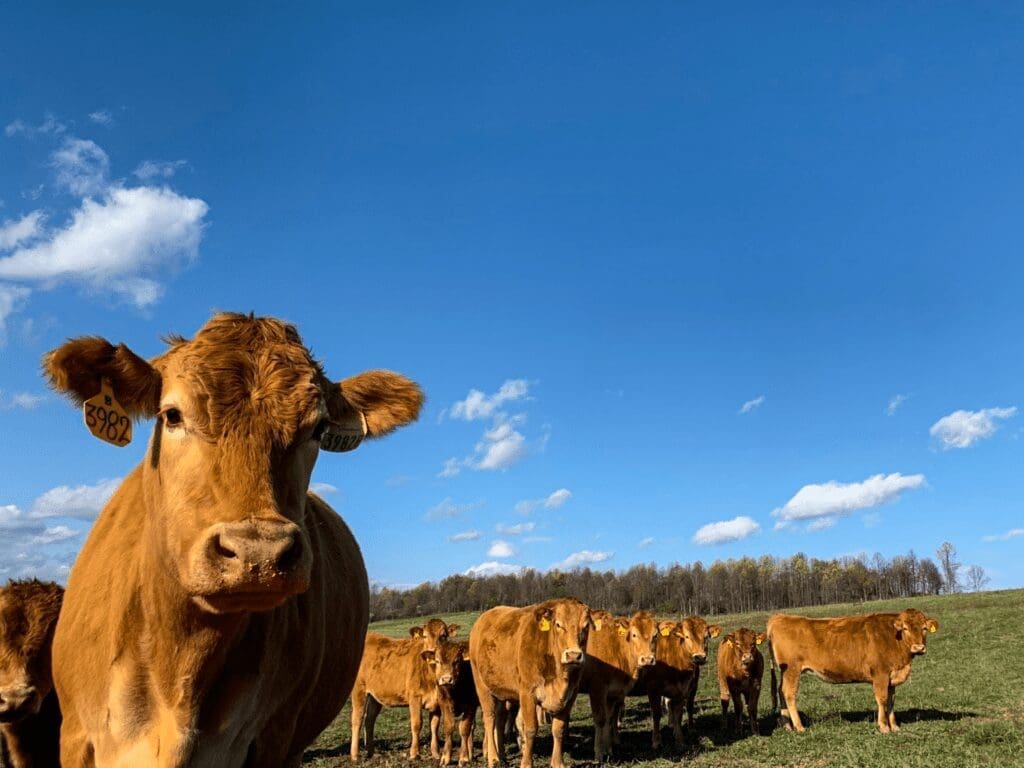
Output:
674,616,721,665
534,598,593,667
893,609,939,656
410,618,460,654
0,580,63,723
422,639,466,689
723,628,764,671
615,611,658,671
45,314,423,615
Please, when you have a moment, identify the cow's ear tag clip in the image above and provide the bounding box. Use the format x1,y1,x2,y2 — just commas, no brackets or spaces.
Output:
660,627,671,637
928,625,936,634
84,378,132,447
539,618,551,632
321,412,367,453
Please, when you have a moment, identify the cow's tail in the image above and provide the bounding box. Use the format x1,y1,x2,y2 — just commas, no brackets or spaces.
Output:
767,629,779,715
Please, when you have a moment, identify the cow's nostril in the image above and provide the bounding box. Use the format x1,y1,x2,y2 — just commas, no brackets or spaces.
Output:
213,535,237,560
276,536,302,573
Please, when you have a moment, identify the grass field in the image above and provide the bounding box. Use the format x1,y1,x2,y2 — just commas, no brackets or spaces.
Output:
302,590,1024,767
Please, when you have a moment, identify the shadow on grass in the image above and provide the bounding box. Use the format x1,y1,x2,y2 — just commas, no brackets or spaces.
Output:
836,707,977,725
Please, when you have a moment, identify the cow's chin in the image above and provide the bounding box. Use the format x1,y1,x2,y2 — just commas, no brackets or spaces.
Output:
0,695,41,724
192,586,305,614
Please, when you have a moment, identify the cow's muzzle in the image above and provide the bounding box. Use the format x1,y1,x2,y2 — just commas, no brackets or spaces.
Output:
0,685,40,723
692,653,707,665
910,644,926,655
438,675,455,687
638,654,656,667
562,648,585,665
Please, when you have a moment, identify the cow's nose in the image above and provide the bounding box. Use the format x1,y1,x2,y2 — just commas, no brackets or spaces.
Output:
638,654,656,667
439,675,455,686
562,648,584,665
692,653,707,665
212,521,304,574
742,655,754,665
0,685,37,719
910,644,926,655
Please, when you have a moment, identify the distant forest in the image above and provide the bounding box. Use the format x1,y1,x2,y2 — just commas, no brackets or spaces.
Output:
369,550,950,621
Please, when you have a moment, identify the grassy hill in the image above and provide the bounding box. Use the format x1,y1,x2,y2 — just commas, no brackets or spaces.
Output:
303,589,1024,767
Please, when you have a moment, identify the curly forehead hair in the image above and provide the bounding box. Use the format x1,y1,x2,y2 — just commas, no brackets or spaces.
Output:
0,579,64,659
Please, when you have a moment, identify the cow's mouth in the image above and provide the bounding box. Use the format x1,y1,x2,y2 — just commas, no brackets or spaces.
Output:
193,590,294,614
0,698,39,723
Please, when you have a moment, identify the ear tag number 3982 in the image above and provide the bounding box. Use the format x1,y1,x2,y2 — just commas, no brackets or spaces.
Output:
83,378,132,447
320,412,368,453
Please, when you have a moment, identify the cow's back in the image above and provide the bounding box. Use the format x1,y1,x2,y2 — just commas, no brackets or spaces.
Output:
468,606,528,701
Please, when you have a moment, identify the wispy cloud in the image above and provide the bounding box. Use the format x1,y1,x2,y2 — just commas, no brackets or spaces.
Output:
514,488,572,515
487,540,516,558
982,528,1024,543
0,284,31,344
773,472,926,529
0,212,44,250
425,497,482,521
887,394,908,416
52,137,110,196
309,482,338,496
552,549,613,570
5,114,66,138
0,391,47,409
448,530,481,542
134,159,188,180
638,536,655,548
464,560,523,577
88,110,114,126
739,395,765,414
930,407,1017,450
496,521,535,535
692,516,761,545
30,477,121,519
30,525,80,545
440,380,537,475
449,379,529,421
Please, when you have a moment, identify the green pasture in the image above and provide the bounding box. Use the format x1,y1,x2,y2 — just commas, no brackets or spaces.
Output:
302,589,1024,767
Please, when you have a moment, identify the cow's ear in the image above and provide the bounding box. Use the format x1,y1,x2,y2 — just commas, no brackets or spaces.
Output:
535,606,553,632
420,650,436,664
615,618,629,636
658,620,675,637
409,626,424,639
44,337,161,419
335,370,424,439
926,618,938,634
447,624,460,637
755,633,766,646
708,624,722,639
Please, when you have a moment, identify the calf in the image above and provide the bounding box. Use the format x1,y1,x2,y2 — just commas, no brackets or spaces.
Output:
0,580,63,768
435,640,478,766
717,628,765,735
767,609,939,733
469,598,593,768
579,611,659,761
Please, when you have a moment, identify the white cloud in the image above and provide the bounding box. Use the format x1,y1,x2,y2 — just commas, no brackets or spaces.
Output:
30,525,80,545
515,488,572,515
309,482,338,496
0,284,31,344
887,394,908,416
739,395,765,414
0,185,208,307
930,407,1017,450
134,160,188,181
638,536,655,548
425,497,481,521
552,550,613,570
806,517,837,532
464,560,524,577
0,211,44,250
773,472,926,527
496,521,535,535
0,503,78,583
450,380,529,421
5,114,66,138
448,530,481,542
0,391,47,409
88,110,114,126
438,457,463,478
693,516,761,545
488,539,516,558
982,528,1024,543
52,138,110,195
30,477,121,519
474,420,527,470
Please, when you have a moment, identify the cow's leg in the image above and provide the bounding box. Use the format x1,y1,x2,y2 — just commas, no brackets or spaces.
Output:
363,696,383,759
780,667,804,732
350,691,368,761
648,691,663,749
517,694,539,768
590,690,609,761
748,681,762,736
550,699,575,768
719,673,732,730
409,698,424,758
887,684,899,732
430,708,442,759
871,677,892,733
731,682,743,731
686,667,700,728
458,712,476,766
610,699,623,746
668,698,686,745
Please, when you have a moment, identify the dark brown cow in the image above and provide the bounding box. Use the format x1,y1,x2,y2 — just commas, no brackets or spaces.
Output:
579,611,659,760
434,640,478,766
716,627,765,734
349,621,460,762
44,313,423,767
0,580,63,768
469,598,593,768
629,616,720,748
767,609,939,733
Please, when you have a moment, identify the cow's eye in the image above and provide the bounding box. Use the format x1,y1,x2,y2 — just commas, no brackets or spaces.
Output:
311,418,329,442
163,408,184,429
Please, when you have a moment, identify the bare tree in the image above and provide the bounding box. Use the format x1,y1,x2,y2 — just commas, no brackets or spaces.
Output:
936,541,961,594
965,564,990,593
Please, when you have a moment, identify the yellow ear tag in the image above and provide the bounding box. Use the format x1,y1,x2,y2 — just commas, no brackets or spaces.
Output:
539,618,551,632
83,378,132,447
725,639,732,647
463,653,470,661
756,638,763,645
660,627,671,637
929,625,936,634
321,412,367,453
710,628,721,638
617,626,627,636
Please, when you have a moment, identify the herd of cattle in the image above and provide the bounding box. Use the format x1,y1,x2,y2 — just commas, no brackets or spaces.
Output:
0,314,940,767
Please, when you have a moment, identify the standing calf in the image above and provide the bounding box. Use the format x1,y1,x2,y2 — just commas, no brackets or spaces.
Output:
0,580,63,768
716,628,765,735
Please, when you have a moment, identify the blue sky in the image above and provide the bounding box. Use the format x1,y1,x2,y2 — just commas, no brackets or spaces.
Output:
1,3,1022,590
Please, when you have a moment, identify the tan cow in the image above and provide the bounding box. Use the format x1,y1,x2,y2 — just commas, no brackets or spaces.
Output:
469,598,593,768
0,580,63,768
767,609,939,733
349,620,460,762
578,611,659,761
629,615,720,748
44,313,423,768
717,627,765,735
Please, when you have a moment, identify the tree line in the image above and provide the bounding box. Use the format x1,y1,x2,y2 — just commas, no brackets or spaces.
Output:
369,546,977,621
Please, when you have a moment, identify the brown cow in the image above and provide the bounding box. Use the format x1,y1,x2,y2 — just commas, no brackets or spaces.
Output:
44,313,423,768
579,611,658,761
434,639,478,766
717,627,765,735
767,609,939,733
0,580,63,768
469,598,593,768
629,615,720,748
349,621,460,762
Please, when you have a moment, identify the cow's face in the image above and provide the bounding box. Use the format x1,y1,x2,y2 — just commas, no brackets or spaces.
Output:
0,581,62,723
536,599,593,667
45,314,423,615
617,611,658,670
894,609,939,655
676,616,721,665
724,628,764,671
423,640,465,689
410,619,459,654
